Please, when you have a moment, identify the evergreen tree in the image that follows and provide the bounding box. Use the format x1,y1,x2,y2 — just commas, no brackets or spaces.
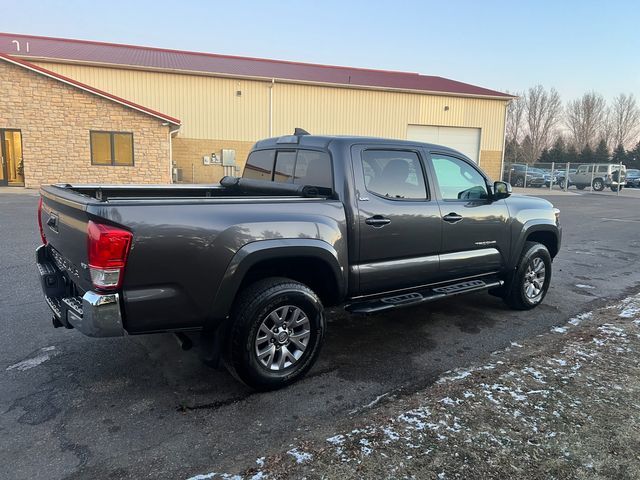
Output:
611,143,626,165
594,139,610,164
565,144,580,165
580,143,594,163
549,137,566,164
627,141,640,169
538,147,552,164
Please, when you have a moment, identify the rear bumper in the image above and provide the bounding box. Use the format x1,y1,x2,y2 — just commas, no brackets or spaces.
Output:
36,245,125,337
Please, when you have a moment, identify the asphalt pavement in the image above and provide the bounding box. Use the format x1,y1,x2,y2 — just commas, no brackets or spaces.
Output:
1,188,640,479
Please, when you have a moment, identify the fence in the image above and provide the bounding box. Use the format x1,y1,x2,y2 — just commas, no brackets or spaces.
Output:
502,161,628,195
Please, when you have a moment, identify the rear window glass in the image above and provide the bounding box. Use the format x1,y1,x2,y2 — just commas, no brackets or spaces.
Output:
294,150,332,189
597,165,608,173
244,150,275,180
273,151,296,183
243,149,333,189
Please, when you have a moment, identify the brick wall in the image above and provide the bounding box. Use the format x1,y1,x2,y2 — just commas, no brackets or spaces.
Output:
0,61,171,188
172,137,254,183
479,150,503,181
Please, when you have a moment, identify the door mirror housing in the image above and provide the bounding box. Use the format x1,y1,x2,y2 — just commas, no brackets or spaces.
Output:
492,181,512,200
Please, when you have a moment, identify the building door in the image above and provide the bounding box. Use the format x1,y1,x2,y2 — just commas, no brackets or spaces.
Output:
0,130,24,187
407,125,481,164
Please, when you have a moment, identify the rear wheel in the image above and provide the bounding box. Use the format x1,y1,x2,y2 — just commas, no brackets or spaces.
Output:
504,242,552,310
224,277,325,390
592,178,604,191
611,185,622,192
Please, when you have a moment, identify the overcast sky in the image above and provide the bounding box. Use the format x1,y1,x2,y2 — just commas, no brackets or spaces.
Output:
1,0,638,101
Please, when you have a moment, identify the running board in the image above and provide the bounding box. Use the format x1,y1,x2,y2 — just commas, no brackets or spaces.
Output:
345,278,504,314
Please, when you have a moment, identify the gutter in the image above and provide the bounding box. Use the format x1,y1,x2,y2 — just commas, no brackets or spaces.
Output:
269,78,275,137
167,124,181,184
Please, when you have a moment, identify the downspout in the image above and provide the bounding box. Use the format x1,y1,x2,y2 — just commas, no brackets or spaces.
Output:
269,78,275,137
168,124,181,184
500,100,509,181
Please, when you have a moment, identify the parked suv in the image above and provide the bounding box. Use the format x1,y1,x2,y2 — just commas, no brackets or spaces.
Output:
504,164,546,188
571,164,626,191
625,169,640,188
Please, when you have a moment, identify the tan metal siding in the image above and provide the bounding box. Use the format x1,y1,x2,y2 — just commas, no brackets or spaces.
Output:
32,61,506,146
32,62,270,140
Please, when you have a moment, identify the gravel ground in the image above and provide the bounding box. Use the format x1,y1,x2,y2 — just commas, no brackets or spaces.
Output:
192,291,640,480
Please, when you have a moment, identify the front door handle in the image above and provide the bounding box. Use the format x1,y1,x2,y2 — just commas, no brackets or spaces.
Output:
443,212,463,224
365,215,391,227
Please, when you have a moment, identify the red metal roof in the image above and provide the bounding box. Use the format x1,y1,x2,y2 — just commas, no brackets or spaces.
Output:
0,52,181,126
0,32,513,99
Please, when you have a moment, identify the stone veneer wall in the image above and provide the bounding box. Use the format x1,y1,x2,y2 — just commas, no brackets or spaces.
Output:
0,61,171,188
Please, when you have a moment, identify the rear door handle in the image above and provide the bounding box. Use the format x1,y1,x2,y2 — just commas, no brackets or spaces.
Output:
443,212,463,224
365,215,391,227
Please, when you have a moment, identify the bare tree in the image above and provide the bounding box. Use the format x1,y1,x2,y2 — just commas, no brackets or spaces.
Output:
565,92,607,149
611,93,640,148
506,92,525,144
600,107,615,150
523,85,563,163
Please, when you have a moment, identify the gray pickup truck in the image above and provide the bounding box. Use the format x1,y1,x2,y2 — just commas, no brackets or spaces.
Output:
37,132,561,390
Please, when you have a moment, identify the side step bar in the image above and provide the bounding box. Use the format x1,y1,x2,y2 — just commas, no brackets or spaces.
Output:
345,278,503,314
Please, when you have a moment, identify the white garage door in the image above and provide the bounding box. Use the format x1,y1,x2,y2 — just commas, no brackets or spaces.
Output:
406,125,481,164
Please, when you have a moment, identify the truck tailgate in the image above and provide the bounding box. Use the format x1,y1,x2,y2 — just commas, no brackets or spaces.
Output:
40,186,94,293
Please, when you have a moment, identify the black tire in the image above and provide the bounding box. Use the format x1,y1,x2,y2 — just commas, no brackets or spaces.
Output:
592,178,604,191
224,277,325,391
514,176,524,187
610,185,623,192
503,241,552,311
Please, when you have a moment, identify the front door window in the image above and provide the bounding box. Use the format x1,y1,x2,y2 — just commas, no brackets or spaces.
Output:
1,130,24,187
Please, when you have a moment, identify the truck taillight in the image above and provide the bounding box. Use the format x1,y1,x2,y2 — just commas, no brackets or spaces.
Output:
37,197,47,245
87,220,132,290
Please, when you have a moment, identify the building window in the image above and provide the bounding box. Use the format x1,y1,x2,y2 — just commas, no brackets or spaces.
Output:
90,131,134,166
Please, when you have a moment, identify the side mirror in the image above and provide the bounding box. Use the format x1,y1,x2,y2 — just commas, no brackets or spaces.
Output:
493,181,512,200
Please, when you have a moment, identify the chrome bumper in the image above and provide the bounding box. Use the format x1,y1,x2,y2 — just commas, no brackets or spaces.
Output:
37,245,125,337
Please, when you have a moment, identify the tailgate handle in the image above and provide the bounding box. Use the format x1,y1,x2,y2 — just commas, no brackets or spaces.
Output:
47,213,59,232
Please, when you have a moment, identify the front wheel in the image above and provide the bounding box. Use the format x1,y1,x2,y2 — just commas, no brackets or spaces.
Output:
224,277,325,390
503,242,552,310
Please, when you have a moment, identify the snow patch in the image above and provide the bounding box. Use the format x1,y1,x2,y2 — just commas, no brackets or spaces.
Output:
575,284,595,289
551,326,568,334
287,448,313,464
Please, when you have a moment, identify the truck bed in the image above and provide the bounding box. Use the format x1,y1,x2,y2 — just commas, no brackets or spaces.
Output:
38,180,347,334
49,176,333,203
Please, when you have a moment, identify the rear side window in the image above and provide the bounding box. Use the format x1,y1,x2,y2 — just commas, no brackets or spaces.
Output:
244,150,275,180
361,150,427,200
294,150,332,188
597,165,608,173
